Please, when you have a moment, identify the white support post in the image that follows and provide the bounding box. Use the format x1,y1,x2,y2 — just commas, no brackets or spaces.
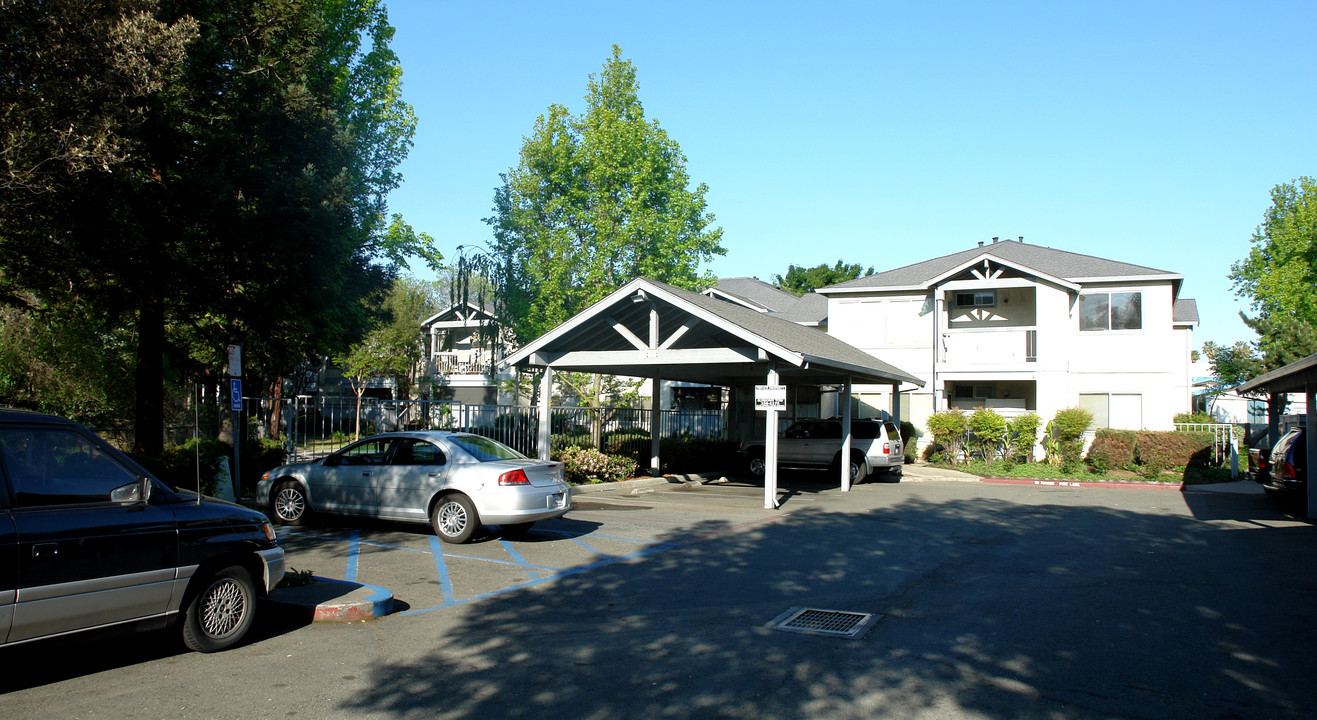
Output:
650,376,662,476
537,367,553,461
1307,383,1316,520
840,379,853,492
765,366,780,510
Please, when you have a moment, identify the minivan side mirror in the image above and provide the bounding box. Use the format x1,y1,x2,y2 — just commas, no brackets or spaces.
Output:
109,477,152,503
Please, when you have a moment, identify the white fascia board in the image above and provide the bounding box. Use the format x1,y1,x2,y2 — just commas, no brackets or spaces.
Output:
504,279,649,367
817,284,927,296
801,356,926,388
506,278,806,370
703,288,770,312
1070,273,1183,286
925,253,1081,293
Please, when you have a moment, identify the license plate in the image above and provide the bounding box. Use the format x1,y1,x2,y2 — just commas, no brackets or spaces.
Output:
548,493,563,508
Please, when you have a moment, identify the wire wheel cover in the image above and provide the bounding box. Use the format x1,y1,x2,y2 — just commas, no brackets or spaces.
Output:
200,578,249,639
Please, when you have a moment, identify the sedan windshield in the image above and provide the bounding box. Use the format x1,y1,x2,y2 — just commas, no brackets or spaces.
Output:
450,435,526,462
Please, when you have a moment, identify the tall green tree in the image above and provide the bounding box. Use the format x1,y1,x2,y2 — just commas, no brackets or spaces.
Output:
0,0,436,453
1230,177,1317,325
773,260,874,296
1218,177,1317,396
485,45,724,344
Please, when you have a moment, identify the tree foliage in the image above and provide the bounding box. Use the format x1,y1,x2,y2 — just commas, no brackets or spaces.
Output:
1211,178,1317,395
485,45,724,344
1230,177,1317,324
0,0,434,453
773,261,874,296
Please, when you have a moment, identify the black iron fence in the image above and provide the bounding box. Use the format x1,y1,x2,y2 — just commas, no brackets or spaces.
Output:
236,395,726,462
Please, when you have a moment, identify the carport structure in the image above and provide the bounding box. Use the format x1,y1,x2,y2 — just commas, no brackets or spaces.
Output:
1237,352,1317,519
504,278,924,509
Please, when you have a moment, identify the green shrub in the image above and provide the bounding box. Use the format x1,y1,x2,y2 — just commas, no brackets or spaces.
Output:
554,446,638,484
1134,430,1214,469
900,421,920,463
1044,407,1092,467
1173,411,1216,424
133,436,284,497
926,409,969,464
1005,413,1042,463
967,408,1008,461
1086,429,1137,473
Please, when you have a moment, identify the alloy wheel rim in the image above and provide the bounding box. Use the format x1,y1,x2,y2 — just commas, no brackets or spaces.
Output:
275,488,304,521
201,578,247,639
438,502,468,537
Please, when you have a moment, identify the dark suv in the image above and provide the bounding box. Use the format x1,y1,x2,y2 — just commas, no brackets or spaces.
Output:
0,409,285,652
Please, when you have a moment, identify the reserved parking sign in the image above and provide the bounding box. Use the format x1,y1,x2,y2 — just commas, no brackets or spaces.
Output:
755,384,786,410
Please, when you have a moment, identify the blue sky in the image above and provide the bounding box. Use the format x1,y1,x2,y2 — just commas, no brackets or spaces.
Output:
382,0,1317,350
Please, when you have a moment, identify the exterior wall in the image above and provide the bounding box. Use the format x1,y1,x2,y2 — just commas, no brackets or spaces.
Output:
826,276,1193,452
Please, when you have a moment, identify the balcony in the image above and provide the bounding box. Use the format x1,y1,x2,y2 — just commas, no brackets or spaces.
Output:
433,350,494,376
940,328,1038,366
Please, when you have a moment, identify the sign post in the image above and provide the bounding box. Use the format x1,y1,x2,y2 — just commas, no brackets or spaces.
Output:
227,344,243,499
756,380,786,509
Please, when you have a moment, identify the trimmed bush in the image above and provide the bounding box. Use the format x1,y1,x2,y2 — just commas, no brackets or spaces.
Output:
900,421,920,464
926,409,969,464
1005,413,1042,463
1044,407,1092,469
968,408,1008,461
1134,430,1214,469
1086,429,1137,473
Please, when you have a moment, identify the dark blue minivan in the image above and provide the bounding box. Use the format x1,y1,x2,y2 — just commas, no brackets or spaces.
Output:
0,409,284,652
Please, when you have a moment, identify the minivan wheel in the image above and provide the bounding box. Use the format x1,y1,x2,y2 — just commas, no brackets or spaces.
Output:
182,565,256,653
272,481,308,525
432,494,479,544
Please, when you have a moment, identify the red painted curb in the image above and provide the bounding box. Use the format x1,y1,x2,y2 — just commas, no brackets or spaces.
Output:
979,477,1185,490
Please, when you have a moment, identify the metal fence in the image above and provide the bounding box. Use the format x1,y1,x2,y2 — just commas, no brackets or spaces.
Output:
1174,422,1237,465
242,395,727,462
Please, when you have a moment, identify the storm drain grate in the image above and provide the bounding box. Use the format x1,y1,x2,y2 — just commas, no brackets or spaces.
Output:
769,607,880,640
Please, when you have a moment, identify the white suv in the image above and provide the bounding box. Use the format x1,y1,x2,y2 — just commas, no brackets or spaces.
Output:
738,418,904,482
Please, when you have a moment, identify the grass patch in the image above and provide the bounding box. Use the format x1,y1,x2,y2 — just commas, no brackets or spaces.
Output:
936,460,1236,485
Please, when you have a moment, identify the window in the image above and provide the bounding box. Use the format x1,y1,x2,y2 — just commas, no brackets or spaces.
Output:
336,438,394,465
0,428,138,507
955,291,996,308
390,439,445,466
953,385,994,400
1080,292,1142,331
1079,393,1142,430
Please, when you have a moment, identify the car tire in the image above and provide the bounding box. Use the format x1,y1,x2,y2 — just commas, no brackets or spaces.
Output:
272,481,309,526
432,494,479,544
182,565,257,653
746,451,766,478
502,521,535,535
832,453,867,483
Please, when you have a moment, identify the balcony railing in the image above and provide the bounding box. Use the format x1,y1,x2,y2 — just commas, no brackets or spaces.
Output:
433,350,493,376
941,328,1038,365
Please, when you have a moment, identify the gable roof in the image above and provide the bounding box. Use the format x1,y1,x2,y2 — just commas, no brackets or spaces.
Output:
703,277,828,326
820,239,1183,295
506,277,923,387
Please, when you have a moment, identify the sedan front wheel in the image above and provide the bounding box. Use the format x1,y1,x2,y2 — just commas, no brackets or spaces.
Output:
432,494,479,544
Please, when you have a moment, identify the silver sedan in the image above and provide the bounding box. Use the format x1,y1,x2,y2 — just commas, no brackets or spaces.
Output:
256,431,571,543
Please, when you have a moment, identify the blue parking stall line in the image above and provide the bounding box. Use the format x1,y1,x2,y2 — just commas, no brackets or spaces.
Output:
427,535,456,607
498,539,542,580
345,529,360,583
400,540,683,617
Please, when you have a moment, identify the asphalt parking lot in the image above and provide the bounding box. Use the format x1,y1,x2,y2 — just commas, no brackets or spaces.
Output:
3,473,1316,720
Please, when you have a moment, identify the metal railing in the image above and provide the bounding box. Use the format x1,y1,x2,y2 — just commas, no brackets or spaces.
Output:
248,396,726,462
1174,422,1236,465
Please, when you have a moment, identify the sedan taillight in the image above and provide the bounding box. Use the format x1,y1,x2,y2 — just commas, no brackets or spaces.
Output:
1282,461,1297,480
498,469,530,486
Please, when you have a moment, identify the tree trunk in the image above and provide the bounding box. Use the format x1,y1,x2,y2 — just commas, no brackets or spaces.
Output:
268,376,283,440
134,295,165,456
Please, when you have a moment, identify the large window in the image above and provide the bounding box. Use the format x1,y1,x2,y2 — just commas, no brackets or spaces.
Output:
0,428,139,507
1079,393,1143,430
1079,292,1141,331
